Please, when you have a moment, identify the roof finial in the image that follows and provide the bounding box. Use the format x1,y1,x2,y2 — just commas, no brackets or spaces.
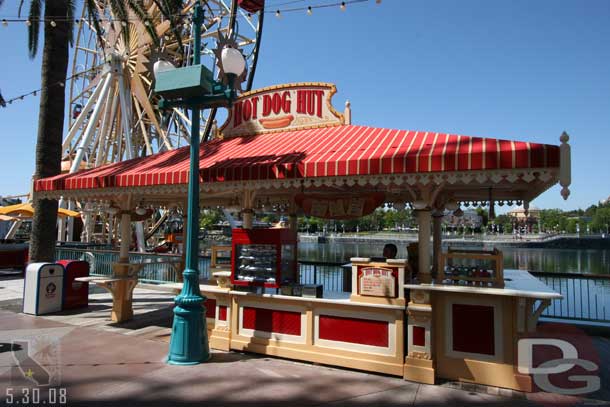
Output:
559,131,571,200
344,100,351,125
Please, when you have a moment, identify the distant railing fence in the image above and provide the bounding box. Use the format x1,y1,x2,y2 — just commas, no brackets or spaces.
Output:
55,248,610,323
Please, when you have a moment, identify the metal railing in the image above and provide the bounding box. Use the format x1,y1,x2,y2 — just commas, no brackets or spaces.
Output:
54,248,610,323
298,260,350,292
55,248,210,284
530,271,610,323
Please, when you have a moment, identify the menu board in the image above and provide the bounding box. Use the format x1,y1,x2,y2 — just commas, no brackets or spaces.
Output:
359,267,396,297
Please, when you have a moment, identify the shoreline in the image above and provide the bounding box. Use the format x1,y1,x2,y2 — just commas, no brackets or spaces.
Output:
299,233,610,249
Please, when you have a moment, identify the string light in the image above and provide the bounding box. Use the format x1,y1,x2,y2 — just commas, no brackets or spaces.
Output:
0,65,100,109
25,20,31,27
0,0,377,23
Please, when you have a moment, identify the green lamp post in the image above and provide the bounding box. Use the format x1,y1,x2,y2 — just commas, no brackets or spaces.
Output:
154,1,245,365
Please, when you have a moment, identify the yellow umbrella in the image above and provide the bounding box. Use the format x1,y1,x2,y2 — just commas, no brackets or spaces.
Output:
0,203,81,218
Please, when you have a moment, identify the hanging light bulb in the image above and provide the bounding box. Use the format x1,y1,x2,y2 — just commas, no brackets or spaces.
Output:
307,6,313,15
275,10,281,18
340,2,346,11
50,20,57,27
2,19,8,27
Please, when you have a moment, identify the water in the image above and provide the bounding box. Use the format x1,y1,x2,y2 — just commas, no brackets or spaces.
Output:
298,242,610,275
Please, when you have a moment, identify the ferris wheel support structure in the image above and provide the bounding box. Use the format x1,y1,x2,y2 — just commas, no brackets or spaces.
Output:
56,0,265,244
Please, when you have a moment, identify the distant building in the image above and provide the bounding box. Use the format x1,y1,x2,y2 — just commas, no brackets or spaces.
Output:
444,209,482,229
507,205,541,233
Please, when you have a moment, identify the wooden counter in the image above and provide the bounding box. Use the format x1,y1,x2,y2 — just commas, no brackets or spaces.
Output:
403,269,561,391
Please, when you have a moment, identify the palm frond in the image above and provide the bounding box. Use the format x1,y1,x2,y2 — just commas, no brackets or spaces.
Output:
27,0,42,59
126,0,159,47
151,0,183,53
108,0,130,47
17,0,25,16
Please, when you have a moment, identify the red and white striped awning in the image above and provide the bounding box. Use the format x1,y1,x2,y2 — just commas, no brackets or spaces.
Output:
34,125,560,193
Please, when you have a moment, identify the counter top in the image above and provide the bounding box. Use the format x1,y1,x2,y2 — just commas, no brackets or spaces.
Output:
230,289,405,310
404,269,562,300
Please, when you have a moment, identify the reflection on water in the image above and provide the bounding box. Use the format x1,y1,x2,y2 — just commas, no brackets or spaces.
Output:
298,242,610,275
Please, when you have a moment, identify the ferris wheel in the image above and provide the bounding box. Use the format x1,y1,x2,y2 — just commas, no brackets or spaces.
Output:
62,0,265,172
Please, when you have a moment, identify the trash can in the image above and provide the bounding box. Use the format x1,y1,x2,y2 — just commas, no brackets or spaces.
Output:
57,260,89,310
23,263,64,315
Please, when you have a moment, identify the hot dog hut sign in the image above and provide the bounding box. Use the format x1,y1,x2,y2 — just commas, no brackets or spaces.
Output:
220,82,345,137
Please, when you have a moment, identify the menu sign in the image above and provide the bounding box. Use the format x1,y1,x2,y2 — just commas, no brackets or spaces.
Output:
294,192,385,220
220,83,344,137
359,267,397,298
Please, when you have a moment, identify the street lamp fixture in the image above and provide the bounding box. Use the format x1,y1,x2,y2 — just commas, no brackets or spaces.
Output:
154,1,245,365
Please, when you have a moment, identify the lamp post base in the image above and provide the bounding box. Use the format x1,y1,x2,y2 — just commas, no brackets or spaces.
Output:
167,299,210,365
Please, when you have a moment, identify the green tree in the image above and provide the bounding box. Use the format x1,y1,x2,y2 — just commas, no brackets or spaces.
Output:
592,207,610,233
1,0,179,261
199,209,222,230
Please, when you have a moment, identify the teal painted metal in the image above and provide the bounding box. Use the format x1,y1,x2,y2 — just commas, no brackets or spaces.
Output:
166,1,210,365
154,65,215,100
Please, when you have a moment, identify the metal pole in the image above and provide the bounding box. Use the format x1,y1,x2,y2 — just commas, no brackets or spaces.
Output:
167,1,209,365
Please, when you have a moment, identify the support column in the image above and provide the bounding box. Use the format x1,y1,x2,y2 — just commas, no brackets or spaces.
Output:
288,213,298,230
109,209,137,323
242,209,254,229
432,210,444,281
416,209,432,284
119,211,131,263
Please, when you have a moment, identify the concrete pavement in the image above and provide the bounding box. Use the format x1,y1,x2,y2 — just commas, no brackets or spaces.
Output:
0,270,606,406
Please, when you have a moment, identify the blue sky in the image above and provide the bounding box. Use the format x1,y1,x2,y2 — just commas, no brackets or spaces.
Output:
0,0,609,211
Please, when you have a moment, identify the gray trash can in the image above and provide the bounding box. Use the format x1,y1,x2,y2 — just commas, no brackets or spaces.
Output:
23,263,64,315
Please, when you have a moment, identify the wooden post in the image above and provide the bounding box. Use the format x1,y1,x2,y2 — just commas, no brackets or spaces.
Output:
416,209,432,284
119,210,131,263
432,210,444,281
242,209,254,229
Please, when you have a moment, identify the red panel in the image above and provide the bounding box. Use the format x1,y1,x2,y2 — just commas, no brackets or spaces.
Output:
412,326,426,347
319,315,389,347
242,307,301,336
218,305,228,321
452,304,495,355
205,298,216,319
57,260,89,309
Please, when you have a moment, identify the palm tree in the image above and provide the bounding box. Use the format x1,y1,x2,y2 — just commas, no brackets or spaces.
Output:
0,0,182,261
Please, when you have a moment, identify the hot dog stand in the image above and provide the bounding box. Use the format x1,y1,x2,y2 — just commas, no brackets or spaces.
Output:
33,82,571,391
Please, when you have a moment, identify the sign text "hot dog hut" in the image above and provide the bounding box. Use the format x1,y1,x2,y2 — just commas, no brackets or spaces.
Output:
220,83,345,138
